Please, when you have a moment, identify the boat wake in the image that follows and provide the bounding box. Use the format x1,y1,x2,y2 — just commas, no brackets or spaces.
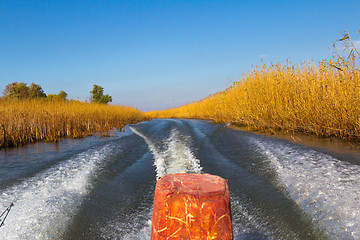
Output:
130,126,202,179
251,137,360,239
2,119,359,239
0,144,114,240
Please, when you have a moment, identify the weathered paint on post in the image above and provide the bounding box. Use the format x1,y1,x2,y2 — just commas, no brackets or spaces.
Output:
151,173,233,240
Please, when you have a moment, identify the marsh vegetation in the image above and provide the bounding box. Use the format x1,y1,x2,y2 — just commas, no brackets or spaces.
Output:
148,32,360,141
0,98,145,148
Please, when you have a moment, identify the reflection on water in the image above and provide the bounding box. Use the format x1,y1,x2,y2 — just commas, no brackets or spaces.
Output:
231,125,360,166
0,127,133,187
267,132,360,166
0,136,108,186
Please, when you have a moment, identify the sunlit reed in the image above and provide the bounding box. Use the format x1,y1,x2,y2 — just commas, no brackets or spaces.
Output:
148,58,360,141
0,99,146,148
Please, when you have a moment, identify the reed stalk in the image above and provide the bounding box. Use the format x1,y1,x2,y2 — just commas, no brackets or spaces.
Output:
0,99,146,148
148,58,360,141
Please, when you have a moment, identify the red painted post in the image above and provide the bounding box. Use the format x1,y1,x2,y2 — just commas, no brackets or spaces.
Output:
151,173,233,240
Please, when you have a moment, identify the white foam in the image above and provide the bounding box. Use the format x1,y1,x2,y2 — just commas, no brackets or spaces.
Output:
251,138,360,239
231,196,300,240
0,145,113,240
121,220,152,240
130,127,202,179
100,213,152,240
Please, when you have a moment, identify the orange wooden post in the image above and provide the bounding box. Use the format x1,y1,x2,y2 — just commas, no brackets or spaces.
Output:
151,173,233,240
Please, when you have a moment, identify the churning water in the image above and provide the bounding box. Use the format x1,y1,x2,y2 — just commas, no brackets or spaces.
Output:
0,119,359,239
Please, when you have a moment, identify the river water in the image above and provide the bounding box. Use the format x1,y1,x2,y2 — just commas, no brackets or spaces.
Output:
0,119,359,240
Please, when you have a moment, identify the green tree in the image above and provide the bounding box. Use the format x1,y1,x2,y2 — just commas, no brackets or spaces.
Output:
3,82,20,96
90,84,112,104
29,83,46,98
57,90,67,100
3,82,47,99
3,82,29,98
47,90,68,101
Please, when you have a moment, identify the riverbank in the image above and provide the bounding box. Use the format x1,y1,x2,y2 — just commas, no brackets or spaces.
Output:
0,99,147,148
147,58,360,142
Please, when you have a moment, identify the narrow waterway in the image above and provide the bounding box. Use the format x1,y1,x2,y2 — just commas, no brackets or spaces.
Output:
0,119,359,239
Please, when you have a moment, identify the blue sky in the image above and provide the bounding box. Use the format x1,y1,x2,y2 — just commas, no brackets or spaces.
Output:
1,0,359,111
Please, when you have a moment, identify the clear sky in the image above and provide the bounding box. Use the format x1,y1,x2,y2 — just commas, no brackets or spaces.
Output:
1,0,359,111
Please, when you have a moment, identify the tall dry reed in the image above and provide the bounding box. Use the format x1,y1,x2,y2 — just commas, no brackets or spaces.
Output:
148,58,360,141
0,99,146,148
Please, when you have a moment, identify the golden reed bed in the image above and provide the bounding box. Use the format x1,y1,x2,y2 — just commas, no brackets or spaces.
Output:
0,99,146,148
148,58,360,141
